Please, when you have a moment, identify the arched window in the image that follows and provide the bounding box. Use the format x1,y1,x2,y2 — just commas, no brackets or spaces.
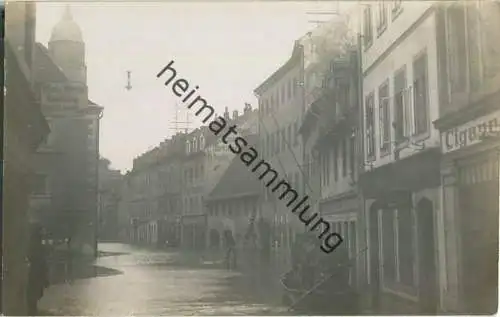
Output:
193,137,197,151
186,140,190,153
199,134,205,149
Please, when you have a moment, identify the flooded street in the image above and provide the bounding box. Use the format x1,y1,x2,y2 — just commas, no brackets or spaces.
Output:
39,243,289,316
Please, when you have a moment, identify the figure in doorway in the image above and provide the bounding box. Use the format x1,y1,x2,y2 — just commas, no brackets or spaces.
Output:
223,230,237,270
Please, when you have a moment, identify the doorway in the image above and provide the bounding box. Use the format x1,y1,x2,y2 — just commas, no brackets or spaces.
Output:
368,202,381,309
416,198,438,314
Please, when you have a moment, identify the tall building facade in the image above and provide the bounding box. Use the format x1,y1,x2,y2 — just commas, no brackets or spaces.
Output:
358,1,442,313
30,6,102,257
433,1,500,313
3,2,50,314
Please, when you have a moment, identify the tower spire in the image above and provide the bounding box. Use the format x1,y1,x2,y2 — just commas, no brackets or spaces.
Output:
63,5,73,21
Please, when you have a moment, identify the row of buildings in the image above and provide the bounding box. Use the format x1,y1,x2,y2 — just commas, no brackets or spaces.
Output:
116,0,499,314
3,3,104,314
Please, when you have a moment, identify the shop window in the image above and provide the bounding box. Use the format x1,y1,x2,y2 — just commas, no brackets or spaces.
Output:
379,80,391,154
397,207,415,287
394,67,410,143
382,209,397,283
413,51,429,135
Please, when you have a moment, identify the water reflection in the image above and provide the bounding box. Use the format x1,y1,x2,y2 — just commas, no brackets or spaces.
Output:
39,243,289,316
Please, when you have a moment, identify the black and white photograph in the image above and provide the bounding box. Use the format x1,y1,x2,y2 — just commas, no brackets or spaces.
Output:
2,0,499,315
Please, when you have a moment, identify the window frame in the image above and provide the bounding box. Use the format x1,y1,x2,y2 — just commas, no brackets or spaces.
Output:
365,92,376,160
377,1,388,36
393,66,409,145
378,79,391,156
412,49,430,137
363,5,373,50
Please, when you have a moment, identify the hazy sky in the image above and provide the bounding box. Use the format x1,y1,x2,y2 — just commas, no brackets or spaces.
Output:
35,1,340,172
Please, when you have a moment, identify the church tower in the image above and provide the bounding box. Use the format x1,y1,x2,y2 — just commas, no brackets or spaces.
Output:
48,6,87,84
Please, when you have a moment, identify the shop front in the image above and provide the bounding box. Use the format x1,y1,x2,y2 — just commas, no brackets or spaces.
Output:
359,148,442,313
320,192,360,287
436,105,500,314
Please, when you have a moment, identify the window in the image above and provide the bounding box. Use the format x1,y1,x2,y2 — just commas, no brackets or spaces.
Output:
281,86,285,105
281,129,286,152
294,120,299,146
342,138,347,177
288,80,292,100
446,4,467,94
392,0,402,15
413,52,429,135
349,136,355,177
382,209,397,282
287,125,292,147
294,77,299,96
394,67,409,143
32,174,48,195
275,131,280,154
365,93,376,159
325,150,330,185
466,4,482,92
378,80,390,154
333,143,338,181
397,207,415,287
363,5,373,48
377,1,388,34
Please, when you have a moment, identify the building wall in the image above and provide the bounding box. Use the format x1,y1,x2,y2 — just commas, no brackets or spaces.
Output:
257,61,304,273
362,8,440,168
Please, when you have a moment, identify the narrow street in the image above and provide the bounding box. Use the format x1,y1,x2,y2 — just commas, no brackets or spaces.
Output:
39,243,289,316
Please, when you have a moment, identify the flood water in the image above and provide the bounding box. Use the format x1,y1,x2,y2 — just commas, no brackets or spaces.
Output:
39,243,290,316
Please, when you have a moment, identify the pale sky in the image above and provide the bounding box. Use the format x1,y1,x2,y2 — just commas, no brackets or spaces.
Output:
35,1,343,172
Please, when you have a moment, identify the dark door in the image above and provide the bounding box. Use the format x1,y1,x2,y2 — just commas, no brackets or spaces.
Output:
459,177,498,314
368,204,381,308
416,198,437,314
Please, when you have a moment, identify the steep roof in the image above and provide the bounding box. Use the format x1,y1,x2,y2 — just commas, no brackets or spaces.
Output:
34,43,68,83
34,42,101,108
206,134,261,202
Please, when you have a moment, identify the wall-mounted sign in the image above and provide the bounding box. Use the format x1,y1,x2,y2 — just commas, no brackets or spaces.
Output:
441,110,500,154
41,82,87,112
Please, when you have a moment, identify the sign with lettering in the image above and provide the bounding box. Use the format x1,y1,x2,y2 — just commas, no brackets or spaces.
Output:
41,82,87,112
441,110,500,154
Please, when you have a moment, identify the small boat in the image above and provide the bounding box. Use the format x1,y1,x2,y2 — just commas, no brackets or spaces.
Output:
281,235,364,314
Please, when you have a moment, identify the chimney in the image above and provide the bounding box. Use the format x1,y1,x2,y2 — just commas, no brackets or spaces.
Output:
233,110,238,120
224,107,230,120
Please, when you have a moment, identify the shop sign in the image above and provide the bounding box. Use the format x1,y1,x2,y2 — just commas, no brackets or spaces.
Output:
441,110,500,154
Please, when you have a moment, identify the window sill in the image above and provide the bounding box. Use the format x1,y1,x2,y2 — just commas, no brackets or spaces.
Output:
412,130,430,143
395,139,409,151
